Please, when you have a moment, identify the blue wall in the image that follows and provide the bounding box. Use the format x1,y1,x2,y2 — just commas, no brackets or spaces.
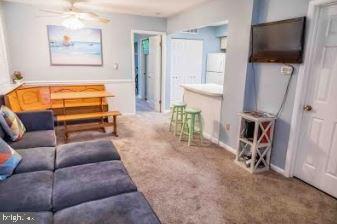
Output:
244,0,311,169
165,25,227,109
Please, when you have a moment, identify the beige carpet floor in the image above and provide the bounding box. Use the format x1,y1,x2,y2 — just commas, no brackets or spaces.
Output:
56,111,337,224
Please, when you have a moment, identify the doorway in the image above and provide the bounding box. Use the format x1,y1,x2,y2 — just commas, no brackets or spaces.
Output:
168,23,227,106
292,2,337,198
132,31,166,113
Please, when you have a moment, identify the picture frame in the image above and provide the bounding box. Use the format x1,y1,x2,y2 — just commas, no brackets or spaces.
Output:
47,25,103,66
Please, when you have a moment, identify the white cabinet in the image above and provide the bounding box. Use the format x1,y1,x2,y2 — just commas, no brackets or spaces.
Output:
170,39,203,105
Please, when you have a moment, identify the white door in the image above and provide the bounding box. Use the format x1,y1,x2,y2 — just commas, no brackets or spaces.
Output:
170,39,184,105
147,35,162,112
294,3,337,198
170,39,203,105
185,40,203,84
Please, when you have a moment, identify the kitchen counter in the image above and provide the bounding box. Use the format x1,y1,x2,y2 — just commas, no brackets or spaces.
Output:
181,84,223,97
181,83,223,143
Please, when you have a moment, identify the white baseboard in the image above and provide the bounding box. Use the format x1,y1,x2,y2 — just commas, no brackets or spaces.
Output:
202,133,237,155
218,141,237,154
217,140,287,177
270,164,286,176
122,113,136,116
203,132,220,145
24,79,134,85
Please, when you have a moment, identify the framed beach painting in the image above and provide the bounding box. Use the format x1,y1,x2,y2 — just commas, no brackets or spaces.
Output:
47,25,103,66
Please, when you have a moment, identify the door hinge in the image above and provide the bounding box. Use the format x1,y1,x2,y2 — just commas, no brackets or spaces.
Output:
159,100,162,104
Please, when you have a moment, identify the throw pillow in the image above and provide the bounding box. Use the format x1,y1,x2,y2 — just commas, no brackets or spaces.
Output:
0,106,26,141
0,138,22,180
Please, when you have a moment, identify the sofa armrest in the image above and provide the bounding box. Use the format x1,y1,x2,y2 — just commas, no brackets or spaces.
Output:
16,110,55,132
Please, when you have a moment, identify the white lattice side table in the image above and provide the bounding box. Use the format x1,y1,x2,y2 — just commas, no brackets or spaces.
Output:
235,111,276,174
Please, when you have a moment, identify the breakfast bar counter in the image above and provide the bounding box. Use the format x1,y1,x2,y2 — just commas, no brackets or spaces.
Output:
181,84,223,143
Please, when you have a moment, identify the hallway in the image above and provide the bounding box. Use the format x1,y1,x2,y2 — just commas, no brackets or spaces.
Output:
136,98,154,112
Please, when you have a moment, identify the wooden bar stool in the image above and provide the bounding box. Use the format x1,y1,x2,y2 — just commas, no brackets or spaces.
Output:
169,102,187,136
179,108,203,146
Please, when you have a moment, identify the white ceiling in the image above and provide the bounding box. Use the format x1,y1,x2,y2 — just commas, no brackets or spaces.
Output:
3,0,212,17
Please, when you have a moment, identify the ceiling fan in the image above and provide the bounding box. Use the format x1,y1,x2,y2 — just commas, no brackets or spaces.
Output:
40,0,110,29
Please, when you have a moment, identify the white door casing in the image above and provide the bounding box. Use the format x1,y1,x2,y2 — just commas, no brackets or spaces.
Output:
294,3,337,198
0,9,9,84
147,35,162,112
170,39,203,105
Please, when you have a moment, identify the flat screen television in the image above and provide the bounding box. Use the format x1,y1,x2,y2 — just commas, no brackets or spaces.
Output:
250,17,306,64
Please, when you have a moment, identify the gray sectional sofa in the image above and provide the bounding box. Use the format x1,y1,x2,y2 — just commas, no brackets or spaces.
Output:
0,97,160,224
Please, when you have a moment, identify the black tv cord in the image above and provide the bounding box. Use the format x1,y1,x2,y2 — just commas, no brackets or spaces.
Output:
276,64,295,118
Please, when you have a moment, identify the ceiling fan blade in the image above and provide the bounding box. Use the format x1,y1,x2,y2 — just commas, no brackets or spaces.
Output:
77,12,110,24
36,15,62,18
40,2,110,25
97,17,110,24
40,9,66,15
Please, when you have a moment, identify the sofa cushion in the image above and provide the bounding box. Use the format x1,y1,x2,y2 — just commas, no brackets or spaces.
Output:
56,140,120,169
0,171,53,212
0,105,26,141
54,192,161,224
0,125,5,139
0,138,22,181
53,161,137,211
9,130,56,149
15,147,55,174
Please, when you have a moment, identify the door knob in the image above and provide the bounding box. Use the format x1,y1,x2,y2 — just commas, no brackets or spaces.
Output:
303,105,313,112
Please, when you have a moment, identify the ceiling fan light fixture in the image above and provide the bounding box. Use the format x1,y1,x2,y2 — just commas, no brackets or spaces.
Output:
62,16,84,30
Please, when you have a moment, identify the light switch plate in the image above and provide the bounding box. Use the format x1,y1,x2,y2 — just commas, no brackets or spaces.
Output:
113,63,119,70
281,65,294,75
225,123,231,131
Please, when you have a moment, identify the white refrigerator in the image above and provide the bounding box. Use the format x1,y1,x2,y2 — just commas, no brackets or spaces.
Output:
206,53,226,85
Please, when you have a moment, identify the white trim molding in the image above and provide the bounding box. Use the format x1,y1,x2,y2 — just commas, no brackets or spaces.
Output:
270,164,286,176
24,79,134,85
203,132,220,145
284,0,337,178
218,141,237,154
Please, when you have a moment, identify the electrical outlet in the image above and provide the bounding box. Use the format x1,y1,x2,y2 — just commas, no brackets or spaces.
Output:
113,63,119,70
225,123,231,131
281,65,294,75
